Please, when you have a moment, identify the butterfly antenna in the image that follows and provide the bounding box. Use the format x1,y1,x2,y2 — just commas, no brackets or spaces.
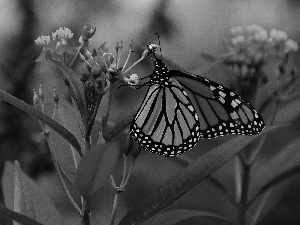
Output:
155,33,162,60
131,50,142,55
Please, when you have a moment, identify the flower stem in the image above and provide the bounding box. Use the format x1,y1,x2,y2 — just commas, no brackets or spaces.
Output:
81,199,90,225
70,42,84,68
122,157,135,188
108,155,135,225
238,161,250,225
108,190,121,225
102,81,115,141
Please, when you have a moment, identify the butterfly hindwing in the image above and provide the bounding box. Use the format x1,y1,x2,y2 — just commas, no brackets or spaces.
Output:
170,70,265,138
130,79,200,156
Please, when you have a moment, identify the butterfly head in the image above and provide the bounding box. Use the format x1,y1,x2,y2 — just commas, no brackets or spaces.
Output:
145,44,170,84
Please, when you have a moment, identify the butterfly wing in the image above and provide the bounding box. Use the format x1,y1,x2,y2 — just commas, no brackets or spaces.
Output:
130,79,200,157
170,70,265,138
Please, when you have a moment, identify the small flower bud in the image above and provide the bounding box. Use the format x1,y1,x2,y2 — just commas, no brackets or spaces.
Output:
35,35,51,46
38,84,44,101
128,74,139,86
53,87,59,104
120,40,123,50
103,53,114,66
91,65,105,79
79,68,91,82
115,42,120,52
99,42,109,54
33,90,39,107
129,38,134,49
81,25,96,41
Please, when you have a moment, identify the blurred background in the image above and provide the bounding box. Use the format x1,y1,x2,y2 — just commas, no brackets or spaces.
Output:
0,0,300,224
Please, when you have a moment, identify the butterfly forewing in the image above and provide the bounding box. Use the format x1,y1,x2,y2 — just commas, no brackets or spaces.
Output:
130,78,200,157
170,70,265,138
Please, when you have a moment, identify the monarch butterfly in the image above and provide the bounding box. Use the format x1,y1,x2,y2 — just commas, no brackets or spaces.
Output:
130,44,265,157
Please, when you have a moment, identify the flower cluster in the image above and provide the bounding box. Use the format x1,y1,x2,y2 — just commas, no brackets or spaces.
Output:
35,27,74,55
34,35,51,46
34,26,139,89
52,27,74,46
228,24,298,66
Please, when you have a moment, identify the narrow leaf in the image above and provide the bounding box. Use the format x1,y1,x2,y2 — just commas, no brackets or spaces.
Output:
0,88,81,156
0,206,43,225
152,209,233,225
119,125,283,225
45,102,81,183
46,58,88,137
75,143,120,199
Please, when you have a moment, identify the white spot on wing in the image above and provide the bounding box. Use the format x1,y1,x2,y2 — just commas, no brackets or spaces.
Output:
219,96,225,104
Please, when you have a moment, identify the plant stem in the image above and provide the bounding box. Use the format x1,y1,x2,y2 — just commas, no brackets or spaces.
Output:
85,135,91,152
102,81,115,141
108,190,121,225
70,42,84,68
122,157,135,187
238,162,250,225
81,199,90,225
81,212,90,225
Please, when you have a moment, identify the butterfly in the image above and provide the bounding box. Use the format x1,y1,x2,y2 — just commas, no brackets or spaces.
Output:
130,44,265,157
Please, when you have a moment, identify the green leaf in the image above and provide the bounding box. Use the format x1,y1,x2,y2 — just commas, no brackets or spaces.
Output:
44,101,81,183
14,161,35,220
0,88,81,156
0,206,43,225
2,161,14,211
4,161,63,225
152,209,234,225
275,95,300,124
249,137,300,203
46,58,88,138
54,100,84,150
74,142,120,199
118,125,282,225
248,191,270,225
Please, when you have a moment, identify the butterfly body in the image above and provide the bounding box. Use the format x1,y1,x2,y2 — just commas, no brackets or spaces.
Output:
130,55,265,157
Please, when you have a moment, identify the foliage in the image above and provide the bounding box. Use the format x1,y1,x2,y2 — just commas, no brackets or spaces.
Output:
0,23,299,225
